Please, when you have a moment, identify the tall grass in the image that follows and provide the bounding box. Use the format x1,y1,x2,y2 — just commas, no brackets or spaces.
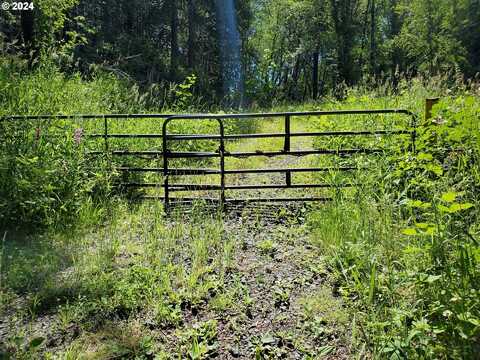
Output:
0,203,232,358
0,58,478,358
0,59,142,229
0,60,226,229
307,87,480,358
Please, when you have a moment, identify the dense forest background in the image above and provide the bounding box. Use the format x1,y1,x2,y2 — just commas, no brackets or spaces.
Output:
1,0,479,108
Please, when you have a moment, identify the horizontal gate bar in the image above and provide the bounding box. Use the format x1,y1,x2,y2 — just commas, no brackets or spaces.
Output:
164,109,415,120
89,134,163,138
117,167,165,172
89,150,163,156
220,197,334,203
118,183,354,190
1,114,172,121
117,166,362,174
169,184,355,191
166,149,384,158
142,196,333,203
89,148,384,157
2,109,416,122
164,130,412,141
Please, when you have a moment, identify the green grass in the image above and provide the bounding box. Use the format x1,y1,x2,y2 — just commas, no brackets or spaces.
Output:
305,91,480,358
1,203,233,358
0,64,479,358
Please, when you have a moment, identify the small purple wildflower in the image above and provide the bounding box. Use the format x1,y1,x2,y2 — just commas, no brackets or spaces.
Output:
74,128,83,145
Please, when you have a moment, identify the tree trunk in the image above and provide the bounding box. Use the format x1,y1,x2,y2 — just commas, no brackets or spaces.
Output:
359,0,371,72
312,51,319,99
389,0,402,89
187,0,196,69
169,0,179,80
331,0,356,84
21,11,34,51
289,55,301,99
21,10,35,67
370,0,376,74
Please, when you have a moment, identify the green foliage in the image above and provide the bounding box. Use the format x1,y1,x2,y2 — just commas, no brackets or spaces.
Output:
172,74,199,111
298,286,348,339
0,121,110,229
35,0,80,50
395,0,469,73
2,0,479,107
0,61,138,229
256,239,277,255
0,58,479,359
178,320,219,359
308,90,480,358
249,0,480,104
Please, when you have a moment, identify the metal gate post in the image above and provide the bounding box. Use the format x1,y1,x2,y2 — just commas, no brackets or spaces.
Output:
284,115,291,187
411,114,418,154
103,115,109,152
284,115,291,152
218,118,226,208
103,115,114,190
162,118,170,209
286,171,292,187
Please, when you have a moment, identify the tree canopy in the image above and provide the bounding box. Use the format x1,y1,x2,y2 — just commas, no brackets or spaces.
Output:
1,0,478,106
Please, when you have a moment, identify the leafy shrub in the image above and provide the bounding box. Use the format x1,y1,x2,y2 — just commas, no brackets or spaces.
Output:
0,60,136,229
308,90,480,358
0,59,255,228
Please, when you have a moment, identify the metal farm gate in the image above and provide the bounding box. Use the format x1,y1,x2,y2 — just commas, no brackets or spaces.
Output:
1,110,417,209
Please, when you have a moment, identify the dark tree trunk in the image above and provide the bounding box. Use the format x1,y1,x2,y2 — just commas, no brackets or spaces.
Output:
359,0,371,71
169,0,179,80
289,55,301,99
302,66,310,101
21,11,34,51
331,0,356,84
21,10,35,67
312,51,319,99
187,0,196,69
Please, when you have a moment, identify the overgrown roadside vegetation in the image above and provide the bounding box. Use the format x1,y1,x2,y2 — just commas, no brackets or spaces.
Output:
307,89,480,358
1,63,479,358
